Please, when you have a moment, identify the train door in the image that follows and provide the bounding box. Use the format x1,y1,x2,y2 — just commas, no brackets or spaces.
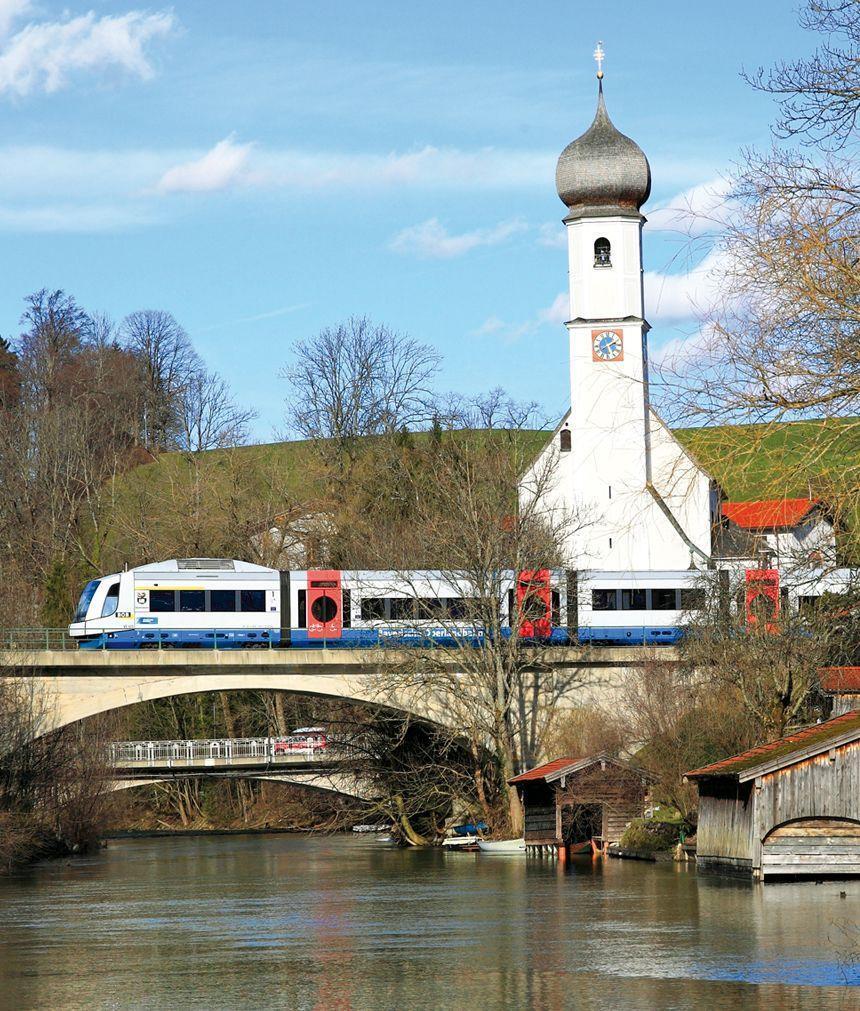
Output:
516,570,551,638
745,569,779,633
307,570,343,640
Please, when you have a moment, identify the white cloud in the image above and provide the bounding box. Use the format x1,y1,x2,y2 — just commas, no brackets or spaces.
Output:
389,217,526,259
0,7,175,96
0,200,158,231
644,247,733,323
156,135,254,194
474,290,567,344
154,143,554,194
0,1,30,38
537,222,566,249
647,178,735,236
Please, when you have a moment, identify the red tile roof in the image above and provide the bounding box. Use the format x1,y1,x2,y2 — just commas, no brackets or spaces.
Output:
509,757,581,783
722,498,819,530
685,710,860,779
820,667,860,694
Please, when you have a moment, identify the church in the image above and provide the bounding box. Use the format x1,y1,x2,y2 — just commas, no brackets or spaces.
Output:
521,57,838,579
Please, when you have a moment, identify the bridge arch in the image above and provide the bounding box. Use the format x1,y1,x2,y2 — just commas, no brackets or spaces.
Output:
110,771,375,803
25,670,455,740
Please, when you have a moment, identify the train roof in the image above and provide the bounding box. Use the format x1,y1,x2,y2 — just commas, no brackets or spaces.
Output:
133,558,274,574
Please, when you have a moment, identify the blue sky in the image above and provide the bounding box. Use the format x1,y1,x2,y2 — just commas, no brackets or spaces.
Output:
0,1,811,438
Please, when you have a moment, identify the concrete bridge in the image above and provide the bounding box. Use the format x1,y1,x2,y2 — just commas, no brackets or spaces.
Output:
107,737,374,801
0,642,675,740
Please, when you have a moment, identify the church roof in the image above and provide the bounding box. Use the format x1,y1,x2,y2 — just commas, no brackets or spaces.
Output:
556,81,651,218
722,498,821,531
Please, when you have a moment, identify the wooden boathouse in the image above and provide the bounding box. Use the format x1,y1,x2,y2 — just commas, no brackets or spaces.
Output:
686,710,860,879
510,754,650,854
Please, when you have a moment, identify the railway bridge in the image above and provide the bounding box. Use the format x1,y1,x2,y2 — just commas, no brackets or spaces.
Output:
0,634,676,741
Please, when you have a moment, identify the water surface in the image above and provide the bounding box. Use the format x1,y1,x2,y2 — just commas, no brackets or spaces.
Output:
0,834,857,1009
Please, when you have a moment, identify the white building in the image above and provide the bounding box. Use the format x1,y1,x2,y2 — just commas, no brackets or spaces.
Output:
521,72,717,570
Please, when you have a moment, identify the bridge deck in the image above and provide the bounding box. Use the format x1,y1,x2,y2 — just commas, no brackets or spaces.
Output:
0,645,675,673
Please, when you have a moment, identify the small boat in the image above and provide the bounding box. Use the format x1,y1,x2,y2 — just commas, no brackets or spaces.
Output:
477,838,526,854
442,835,479,849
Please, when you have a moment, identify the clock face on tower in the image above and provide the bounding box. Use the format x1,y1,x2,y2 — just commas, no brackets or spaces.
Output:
591,328,624,362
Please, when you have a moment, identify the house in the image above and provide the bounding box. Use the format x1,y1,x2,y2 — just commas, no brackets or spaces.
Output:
820,668,860,717
686,711,860,879
720,498,836,571
509,754,650,855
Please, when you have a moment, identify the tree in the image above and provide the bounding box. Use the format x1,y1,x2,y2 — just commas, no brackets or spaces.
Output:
353,424,585,836
120,309,199,451
661,1,860,561
175,368,256,453
282,316,441,463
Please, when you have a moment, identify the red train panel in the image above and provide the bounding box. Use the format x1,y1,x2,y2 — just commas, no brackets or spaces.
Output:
307,570,342,640
516,569,552,638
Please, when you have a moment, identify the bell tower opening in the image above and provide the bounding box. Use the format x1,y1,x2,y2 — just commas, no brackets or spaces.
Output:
594,237,611,267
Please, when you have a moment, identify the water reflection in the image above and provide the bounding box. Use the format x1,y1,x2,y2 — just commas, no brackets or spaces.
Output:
0,836,856,1009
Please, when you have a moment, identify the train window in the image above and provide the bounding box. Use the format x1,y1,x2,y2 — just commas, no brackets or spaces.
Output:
448,598,477,619
298,590,307,628
311,594,338,623
210,589,237,612
650,589,678,610
592,589,617,611
390,598,414,621
150,590,176,612
101,582,120,617
551,591,561,626
559,429,571,452
180,590,206,612
680,588,706,610
417,598,444,619
342,589,351,628
240,589,266,612
74,580,101,621
621,589,646,610
360,598,386,621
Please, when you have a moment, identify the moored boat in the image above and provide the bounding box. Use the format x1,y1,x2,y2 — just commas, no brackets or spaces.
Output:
477,838,526,854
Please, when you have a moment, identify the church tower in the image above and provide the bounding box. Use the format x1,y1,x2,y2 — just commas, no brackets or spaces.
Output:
523,49,715,570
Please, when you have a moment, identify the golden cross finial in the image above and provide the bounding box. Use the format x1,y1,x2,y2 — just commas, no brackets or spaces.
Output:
594,40,605,80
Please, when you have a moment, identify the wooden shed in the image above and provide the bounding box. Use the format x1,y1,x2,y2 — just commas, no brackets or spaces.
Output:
686,710,860,880
510,754,650,854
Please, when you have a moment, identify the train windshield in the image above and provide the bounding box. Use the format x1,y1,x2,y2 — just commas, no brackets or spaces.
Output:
73,579,101,622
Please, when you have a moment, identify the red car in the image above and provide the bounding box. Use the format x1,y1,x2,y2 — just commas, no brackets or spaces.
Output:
273,727,328,754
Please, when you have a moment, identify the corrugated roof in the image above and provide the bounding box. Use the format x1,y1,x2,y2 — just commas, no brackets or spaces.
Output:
721,498,819,530
685,710,860,780
509,757,580,783
820,667,860,693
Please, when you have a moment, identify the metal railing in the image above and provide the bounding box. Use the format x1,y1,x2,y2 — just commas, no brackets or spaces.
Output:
109,736,330,766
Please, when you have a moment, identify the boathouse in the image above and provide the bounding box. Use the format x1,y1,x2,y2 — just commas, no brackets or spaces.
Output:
820,667,860,716
686,711,860,879
510,754,649,852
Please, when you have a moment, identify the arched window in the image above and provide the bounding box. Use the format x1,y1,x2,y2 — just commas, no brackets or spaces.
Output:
559,428,571,452
594,237,611,267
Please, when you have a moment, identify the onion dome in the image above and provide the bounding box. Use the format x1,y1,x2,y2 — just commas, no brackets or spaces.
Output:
556,81,651,218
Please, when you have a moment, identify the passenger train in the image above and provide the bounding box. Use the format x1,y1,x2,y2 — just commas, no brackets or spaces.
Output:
67,558,715,651
67,558,849,650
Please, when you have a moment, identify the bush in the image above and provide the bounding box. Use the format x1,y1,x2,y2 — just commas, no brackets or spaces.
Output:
618,817,681,855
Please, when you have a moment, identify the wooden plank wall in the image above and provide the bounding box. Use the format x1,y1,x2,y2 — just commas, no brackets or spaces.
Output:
557,764,647,844
695,780,755,865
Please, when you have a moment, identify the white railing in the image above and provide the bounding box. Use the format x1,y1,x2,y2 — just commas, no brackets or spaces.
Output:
109,736,329,766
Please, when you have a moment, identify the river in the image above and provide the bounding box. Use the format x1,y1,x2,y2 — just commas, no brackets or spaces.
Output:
0,834,857,1009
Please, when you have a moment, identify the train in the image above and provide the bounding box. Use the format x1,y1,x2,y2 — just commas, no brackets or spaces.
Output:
67,557,851,650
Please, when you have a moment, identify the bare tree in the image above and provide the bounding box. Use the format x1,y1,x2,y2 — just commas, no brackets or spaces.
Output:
282,316,441,460
745,0,860,148
120,309,200,451
175,368,256,453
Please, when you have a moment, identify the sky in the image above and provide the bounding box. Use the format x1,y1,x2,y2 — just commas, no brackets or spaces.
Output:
0,0,814,439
